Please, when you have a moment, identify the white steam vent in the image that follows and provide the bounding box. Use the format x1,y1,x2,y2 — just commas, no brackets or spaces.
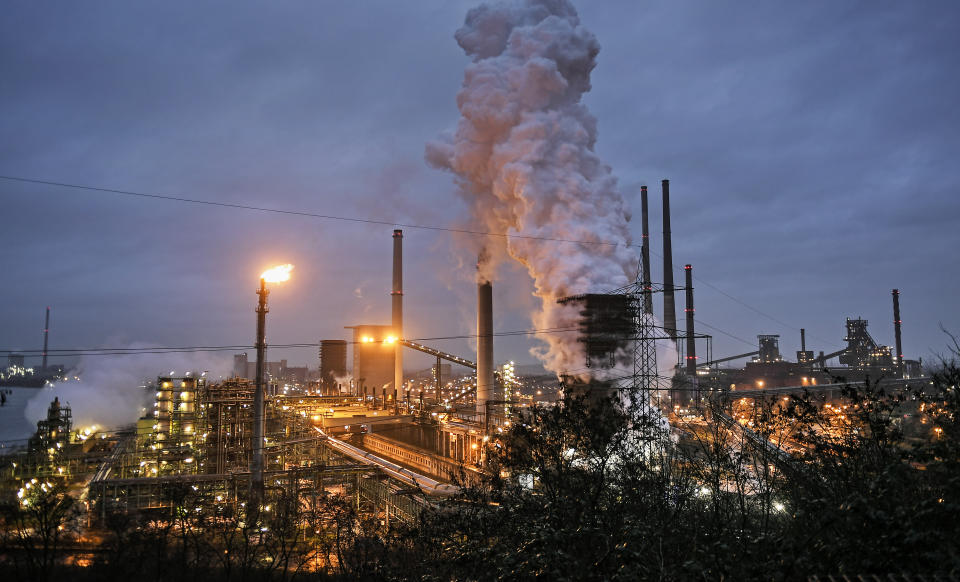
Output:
427,0,636,377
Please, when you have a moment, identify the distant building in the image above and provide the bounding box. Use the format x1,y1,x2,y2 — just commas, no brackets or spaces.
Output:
30,396,72,452
233,353,248,378
232,354,308,385
283,365,308,384
319,339,348,391
422,363,452,380
903,359,923,379
265,360,285,381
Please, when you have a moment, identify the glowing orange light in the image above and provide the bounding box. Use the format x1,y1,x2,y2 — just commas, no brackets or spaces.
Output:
261,264,294,283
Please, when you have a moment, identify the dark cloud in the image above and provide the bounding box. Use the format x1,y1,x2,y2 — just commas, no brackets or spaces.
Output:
1,0,957,376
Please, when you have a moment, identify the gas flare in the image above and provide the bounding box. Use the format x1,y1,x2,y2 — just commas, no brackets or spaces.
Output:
260,264,294,283
428,0,635,377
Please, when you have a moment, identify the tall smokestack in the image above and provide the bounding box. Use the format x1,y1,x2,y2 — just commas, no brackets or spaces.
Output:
640,186,653,315
251,279,269,502
662,179,678,342
477,262,494,421
41,307,50,372
684,265,696,380
892,289,903,371
801,328,806,353
392,229,403,412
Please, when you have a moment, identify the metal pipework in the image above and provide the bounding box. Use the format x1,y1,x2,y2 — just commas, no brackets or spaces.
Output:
892,289,903,370
42,307,50,372
392,229,403,413
251,278,269,501
477,273,494,420
662,179,678,342
640,186,653,315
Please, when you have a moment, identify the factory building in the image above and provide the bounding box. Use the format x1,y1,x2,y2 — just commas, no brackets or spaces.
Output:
709,311,913,392
557,293,634,404
838,318,896,376
29,396,72,452
152,375,204,445
142,376,291,476
201,378,256,474
345,325,397,400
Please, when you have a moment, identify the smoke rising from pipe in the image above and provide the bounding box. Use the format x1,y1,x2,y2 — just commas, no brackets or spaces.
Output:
24,348,232,432
427,0,636,376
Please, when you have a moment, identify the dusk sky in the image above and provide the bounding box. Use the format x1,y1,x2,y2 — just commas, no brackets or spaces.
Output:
2,1,958,377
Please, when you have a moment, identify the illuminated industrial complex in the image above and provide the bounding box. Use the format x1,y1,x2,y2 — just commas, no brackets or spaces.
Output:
1,181,927,545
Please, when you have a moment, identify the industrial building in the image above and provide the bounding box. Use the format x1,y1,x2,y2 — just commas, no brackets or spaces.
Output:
319,339,348,393
345,324,397,401
557,293,634,404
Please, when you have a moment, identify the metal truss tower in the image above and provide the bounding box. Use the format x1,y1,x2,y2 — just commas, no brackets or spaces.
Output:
610,278,668,440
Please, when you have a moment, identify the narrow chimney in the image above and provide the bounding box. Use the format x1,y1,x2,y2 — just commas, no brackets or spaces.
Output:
640,186,653,315
477,264,494,421
392,229,403,411
662,180,678,342
683,265,697,392
892,289,903,371
801,328,806,353
42,307,50,372
251,279,269,502
684,265,696,378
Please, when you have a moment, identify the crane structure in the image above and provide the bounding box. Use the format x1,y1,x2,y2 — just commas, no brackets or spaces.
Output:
399,340,477,404
698,351,760,369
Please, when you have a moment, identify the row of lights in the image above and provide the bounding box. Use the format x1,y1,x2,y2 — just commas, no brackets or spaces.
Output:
361,335,398,344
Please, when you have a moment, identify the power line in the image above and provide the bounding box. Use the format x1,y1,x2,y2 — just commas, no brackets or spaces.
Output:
0,319,767,362
10,316,769,360
0,174,830,344
646,244,836,347
0,175,621,248
0,326,584,357
693,319,756,349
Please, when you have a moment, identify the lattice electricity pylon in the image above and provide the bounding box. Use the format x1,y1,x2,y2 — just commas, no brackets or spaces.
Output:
608,278,670,434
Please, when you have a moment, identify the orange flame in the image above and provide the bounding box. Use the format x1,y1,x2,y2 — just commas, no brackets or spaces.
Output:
261,264,294,283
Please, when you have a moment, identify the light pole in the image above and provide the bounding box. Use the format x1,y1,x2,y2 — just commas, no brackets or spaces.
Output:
251,263,292,504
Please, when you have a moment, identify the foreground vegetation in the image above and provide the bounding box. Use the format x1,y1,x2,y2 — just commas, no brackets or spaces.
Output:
3,355,960,581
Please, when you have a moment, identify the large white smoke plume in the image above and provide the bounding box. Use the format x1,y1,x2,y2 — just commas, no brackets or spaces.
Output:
25,348,232,433
427,0,637,377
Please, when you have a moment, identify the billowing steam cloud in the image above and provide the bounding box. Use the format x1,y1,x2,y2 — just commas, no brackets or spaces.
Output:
25,348,232,434
427,0,636,376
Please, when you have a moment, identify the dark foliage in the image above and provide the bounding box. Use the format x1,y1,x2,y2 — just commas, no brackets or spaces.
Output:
391,360,960,581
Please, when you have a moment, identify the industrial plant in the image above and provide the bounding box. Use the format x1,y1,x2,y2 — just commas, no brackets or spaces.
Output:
1,180,930,562
2,0,953,575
